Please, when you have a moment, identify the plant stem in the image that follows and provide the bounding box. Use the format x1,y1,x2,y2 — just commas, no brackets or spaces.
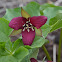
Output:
42,45,52,61
57,28,62,62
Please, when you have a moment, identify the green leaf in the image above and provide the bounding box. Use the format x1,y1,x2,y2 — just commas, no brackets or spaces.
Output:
0,42,10,56
0,56,18,62
3,7,21,21
51,19,62,32
4,39,29,62
41,24,52,38
0,18,12,42
5,40,12,54
3,1,40,21
12,39,22,51
40,3,55,10
0,38,29,61
40,3,56,15
49,13,62,32
31,36,47,48
13,46,29,62
49,13,62,26
21,48,39,62
0,41,29,62
23,1,40,16
43,6,62,24
28,48,39,58
0,43,5,56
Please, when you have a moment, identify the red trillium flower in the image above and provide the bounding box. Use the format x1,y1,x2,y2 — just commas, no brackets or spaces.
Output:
30,58,52,62
30,58,38,62
9,7,47,45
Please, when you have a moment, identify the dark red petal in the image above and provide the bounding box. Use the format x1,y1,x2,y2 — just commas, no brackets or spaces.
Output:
30,16,47,29
22,29,35,46
9,17,27,30
30,58,38,62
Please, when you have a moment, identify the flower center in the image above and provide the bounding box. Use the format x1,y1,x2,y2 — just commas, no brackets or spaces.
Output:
23,20,34,32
